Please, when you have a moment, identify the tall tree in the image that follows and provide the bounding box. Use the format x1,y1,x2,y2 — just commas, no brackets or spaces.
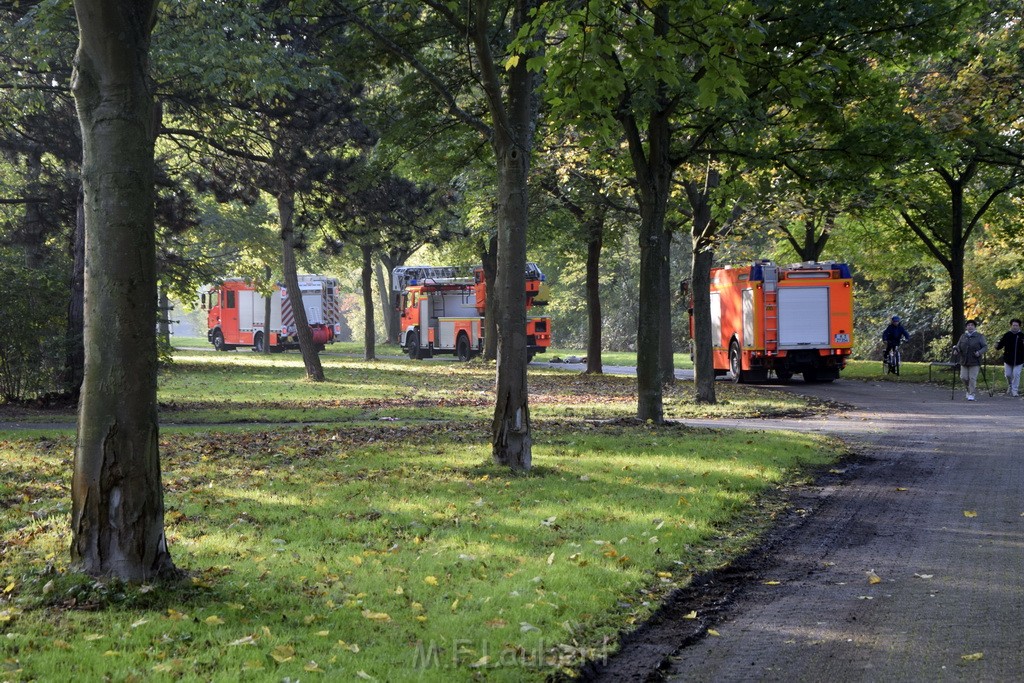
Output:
889,7,1024,339
347,1,543,470
70,0,174,580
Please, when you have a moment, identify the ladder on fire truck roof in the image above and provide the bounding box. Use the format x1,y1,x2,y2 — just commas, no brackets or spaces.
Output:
762,263,779,353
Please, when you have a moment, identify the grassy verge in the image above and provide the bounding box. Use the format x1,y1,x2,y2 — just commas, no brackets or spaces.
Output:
0,352,843,681
0,423,835,681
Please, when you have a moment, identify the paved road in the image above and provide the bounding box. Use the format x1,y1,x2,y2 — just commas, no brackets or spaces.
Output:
592,377,1024,682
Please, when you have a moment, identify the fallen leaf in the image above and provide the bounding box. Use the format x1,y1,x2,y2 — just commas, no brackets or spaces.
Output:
361,609,392,622
520,622,540,633
708,629,721,637
961,652,984,661
469,656,491,668
913,573,934,580
271,645,295,662
866,569,882,585
763,580,782,586
683,610,698,620
228,635,257,646
423,576,439,586
964,510,978,518
204,615,225,626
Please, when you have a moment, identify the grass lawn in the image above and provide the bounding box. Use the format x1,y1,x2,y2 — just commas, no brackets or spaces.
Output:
1,351,842,681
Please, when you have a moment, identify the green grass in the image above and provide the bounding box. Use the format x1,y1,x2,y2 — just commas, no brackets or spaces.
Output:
0,353,842,681
0,425,834,681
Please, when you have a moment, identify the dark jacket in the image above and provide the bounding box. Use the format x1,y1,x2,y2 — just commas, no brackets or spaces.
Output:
996,330,1024,366
882,323,910,345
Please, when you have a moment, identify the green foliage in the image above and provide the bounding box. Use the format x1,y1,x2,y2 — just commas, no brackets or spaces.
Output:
0,256,68,403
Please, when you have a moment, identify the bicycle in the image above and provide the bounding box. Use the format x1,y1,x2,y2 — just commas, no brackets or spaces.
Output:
884,345,901,375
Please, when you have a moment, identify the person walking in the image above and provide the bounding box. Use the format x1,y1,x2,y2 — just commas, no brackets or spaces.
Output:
954,319,987,401
995,318,1024,397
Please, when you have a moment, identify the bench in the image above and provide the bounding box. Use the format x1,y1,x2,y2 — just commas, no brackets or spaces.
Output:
928,361,958,382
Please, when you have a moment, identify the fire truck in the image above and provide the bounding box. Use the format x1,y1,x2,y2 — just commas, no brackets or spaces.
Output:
199,275,343,352
394,263,551,361
688,260,854,382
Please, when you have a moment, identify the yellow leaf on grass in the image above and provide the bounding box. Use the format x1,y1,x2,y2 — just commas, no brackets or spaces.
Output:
361,609,392,622
964,510,978,518
349,555,363,566
166,609,188,621
271,645,295,662
962,652,984,661
469,655,491,668
337,641,360,653
424,576,439,586
304,661,321,672
83,633,105,641
204,615,225,626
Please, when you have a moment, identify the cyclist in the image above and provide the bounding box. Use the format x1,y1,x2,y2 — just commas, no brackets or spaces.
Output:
882,315,910,371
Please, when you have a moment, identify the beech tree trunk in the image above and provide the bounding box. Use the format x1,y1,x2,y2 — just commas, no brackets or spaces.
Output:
361,244,376,361
479,234,498,361
584,209,604,375
70,0,174,581
278,192,325,381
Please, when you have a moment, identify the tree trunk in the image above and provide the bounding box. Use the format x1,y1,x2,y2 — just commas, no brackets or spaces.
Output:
278,192,325,381
691,246,716,404
479,234,498,362
263,265,272,354
62,190,85,398
481,0,538,471
491,145,531,470
70,0,174,581
659,224,675,386
375,259,397,345
687,177,719,405
584,209,604,375
362,244,376,361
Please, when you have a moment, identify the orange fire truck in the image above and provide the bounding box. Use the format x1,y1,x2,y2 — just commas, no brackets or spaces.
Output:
199,275,343,352
394,263,551,361
689,260,854,382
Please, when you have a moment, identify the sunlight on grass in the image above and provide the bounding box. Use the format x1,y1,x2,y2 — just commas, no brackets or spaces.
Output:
0,423,835,682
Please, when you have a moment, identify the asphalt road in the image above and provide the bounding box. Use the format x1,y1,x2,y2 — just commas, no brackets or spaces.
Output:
589,376,1024,682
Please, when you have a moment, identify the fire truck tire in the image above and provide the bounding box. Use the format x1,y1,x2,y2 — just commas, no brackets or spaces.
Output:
456,334,473,362
729,341,745,383
775,369,794,382
407,331,421,360
212,329,232,352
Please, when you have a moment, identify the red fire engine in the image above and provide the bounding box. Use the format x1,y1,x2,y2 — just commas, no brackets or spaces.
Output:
394,263,551,361
199,275,343,352
688,260,854,382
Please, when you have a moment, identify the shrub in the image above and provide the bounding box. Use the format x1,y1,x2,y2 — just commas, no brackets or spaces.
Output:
0,259,68,403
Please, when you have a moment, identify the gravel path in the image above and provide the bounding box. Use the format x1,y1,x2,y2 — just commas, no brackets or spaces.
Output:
589,377,1024,682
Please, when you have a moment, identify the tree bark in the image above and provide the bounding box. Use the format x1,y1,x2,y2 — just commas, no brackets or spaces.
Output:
659,224,675,386
477,0,538,470
687,177,719,404
584,208,605,375
62,190,85,398
278,192,325,381
362,243,376,361
479,234,498,361
374,259,397,345
70,0,174,581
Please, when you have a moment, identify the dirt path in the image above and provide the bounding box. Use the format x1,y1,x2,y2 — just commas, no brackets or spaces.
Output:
588,376,1024,682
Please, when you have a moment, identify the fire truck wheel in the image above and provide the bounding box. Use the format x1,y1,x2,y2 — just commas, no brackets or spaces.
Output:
407,331,421,360
213,329,229,352
729,341,745,383
456,334,472,362
775,369,794,382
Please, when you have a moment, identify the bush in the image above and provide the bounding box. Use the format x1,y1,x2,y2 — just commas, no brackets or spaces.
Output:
0,259,68,403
